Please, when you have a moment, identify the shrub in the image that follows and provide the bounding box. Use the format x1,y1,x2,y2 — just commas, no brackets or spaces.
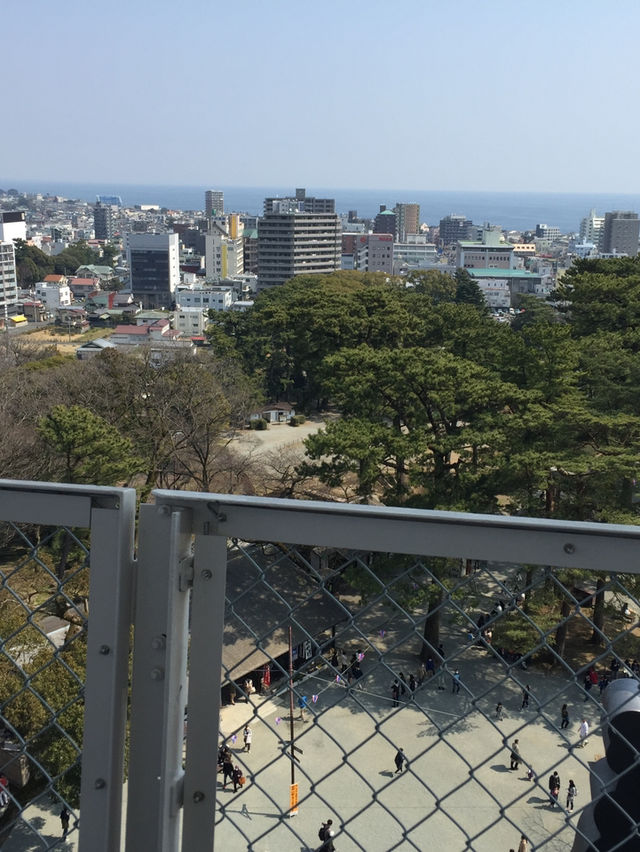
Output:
289,414,306,426
250,418,269,431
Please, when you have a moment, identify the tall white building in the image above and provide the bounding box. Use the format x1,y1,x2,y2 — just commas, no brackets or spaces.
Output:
0,211,27,245
0,242,19,318
579,209,605,248
204,215,244,279
127,232,180,309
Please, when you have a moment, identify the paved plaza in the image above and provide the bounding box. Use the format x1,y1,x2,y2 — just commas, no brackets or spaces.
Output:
213,632,605,852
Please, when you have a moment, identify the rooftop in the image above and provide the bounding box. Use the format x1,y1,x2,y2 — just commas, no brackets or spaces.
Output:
467,268,541,278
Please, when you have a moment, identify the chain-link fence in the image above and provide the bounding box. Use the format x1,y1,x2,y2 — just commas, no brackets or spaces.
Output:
130,494,640,852
1,485,639,851
0,482,135,852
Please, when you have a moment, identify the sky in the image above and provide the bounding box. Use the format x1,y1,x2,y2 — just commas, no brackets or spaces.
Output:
3,0,640,192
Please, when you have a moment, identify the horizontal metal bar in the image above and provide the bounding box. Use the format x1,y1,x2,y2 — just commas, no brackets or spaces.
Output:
0,480,134,527
152,491,640,573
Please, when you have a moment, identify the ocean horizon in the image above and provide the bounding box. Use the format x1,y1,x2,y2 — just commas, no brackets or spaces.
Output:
3,179,640,234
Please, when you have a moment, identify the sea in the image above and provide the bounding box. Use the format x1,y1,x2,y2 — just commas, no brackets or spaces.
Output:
3,179,640,234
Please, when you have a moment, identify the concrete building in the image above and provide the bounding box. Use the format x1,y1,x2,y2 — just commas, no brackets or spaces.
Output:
257,211,341,291
439,214,474,246
0,242,19,317
602,211,640,256
127,232,180,309
0,211,27,245
579,209,605,248
35,276,72,310
175,307,209,337
205,190,224,219
341,233,394,273
456,228,514,270
373,207,396,239
175,284,235,311
393,235,438,273
243,228,258,274
535,223,562,241
467,268,543,307
263,189,335,215
205,215,244,279
395,203,420,243
93,202,115,241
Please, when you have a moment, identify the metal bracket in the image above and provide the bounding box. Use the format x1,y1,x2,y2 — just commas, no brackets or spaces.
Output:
178,556,194,592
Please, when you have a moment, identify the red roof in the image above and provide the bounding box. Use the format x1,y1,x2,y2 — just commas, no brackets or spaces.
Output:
44,274,65,283
113,324,150,335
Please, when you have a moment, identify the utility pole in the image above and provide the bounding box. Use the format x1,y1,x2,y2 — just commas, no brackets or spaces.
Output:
288,626,298,816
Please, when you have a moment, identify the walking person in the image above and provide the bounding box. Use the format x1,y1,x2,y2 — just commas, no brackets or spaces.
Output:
578,718,589,747
495,702,504,720
521,685,530,709
560,703,570,729
298,695,309,721
548,771,560,807
0,774,8,807
243,725,252,752
60,806,70,838
222,749,234,790
518,835,529,852
452,669,461,694
398,672,407,697
318,818,336,851
394,748,405,773
509,739,521,771
232,764,244,793
566,779,577,811
426,657,435,679
391,679,400,708
409,673,417,693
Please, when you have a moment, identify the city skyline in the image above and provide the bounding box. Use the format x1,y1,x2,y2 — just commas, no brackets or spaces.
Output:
4,0,640,193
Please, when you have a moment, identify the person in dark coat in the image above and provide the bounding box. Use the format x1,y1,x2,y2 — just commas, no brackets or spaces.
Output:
222,749,234,790
394,748,405,773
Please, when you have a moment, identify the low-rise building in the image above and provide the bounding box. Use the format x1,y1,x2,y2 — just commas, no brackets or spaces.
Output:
176,285,235,311
467,268,543,307
175,308,209,337
393,235,438,273
35,277,72,310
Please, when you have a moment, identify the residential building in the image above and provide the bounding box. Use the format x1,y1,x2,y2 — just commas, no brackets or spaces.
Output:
341,233,394,273
35,275,72,310
0,211,27,245
439,214,474,246
601,211,640,256
395,203,420,243
456,228,514,270
0,242,19,317
68,277,101,298
257,211,341,291
94,202,115,241
75,264,118,284
175,307,210,336
127,232,180,310
373,207,396,239
393,235,438,273
243,228,258,273
75,338,117,360
466,268,544,307
535,224,562,241
175,284,235,311
205,190,224,219
579,209,605,248
205,215,244,279
263,189,335,215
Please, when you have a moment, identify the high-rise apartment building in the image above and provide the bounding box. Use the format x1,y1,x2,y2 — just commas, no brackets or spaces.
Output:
94,202,115,240
205,215,244,278
264,188,335,215
439,214,474,246
0,242,18,318
579,209,605,248
205,190,224,219
602,211,640,256
257,211,341,290
373,207,396,238
394,203,420,242
0,211,27,245
127,232,180,309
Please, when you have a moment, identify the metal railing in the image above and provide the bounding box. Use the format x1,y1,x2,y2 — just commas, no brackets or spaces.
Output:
1,482,640,850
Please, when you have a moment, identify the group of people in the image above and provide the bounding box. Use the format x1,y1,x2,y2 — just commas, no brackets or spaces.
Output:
217,745,246,793
547,770,577,810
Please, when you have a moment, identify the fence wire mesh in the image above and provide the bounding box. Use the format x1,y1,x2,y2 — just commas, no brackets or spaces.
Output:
213,539,640,852
0,521,87,850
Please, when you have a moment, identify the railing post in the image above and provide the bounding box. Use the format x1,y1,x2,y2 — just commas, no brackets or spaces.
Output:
126,504,192,852
182,531,228,850
78,489,136,852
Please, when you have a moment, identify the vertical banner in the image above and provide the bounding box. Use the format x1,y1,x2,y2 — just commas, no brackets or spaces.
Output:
289,783,298,816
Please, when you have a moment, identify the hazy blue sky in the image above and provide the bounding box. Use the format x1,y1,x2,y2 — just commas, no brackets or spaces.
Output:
4,0,640,192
